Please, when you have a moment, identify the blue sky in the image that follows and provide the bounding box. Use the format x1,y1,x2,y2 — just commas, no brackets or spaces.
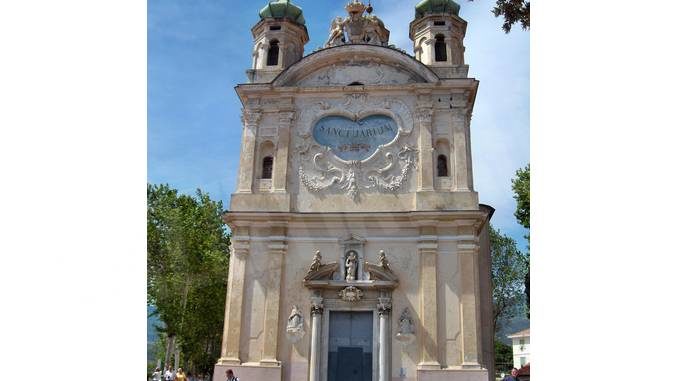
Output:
148,0,529,249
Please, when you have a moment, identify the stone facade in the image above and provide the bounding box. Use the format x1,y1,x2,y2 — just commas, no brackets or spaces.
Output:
215,1,494,380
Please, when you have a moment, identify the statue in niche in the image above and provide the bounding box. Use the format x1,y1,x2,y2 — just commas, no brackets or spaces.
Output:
396,307,415,344
378,250,391,272
398,308,414,334
285,305,305,343
345,251,358,281
286,305,303,333
307,250,322,277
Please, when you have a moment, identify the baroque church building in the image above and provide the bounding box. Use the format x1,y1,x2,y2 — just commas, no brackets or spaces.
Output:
215,1,495,380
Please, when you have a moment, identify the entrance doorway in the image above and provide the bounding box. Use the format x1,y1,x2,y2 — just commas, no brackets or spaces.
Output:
327,311,373,381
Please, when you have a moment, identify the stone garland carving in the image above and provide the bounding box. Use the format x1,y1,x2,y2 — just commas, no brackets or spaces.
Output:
296,95,418,201
338,286,363,302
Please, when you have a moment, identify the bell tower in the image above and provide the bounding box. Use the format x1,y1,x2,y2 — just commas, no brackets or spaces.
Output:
409,0,469,78
247,0,309,83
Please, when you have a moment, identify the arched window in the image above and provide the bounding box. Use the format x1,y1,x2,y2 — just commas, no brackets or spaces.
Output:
437,154,448,177
266,40,279,66
262,156,273,179
434,35,447,62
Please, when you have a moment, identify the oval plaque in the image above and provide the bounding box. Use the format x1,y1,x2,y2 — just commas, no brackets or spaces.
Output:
312,114,398,161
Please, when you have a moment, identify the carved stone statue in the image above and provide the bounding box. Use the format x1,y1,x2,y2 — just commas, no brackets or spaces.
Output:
345,251,358,281
285,305,305,343
307,250,322,277
327,17,345,46
378,250,391,272
286,305,303,333
323,0,389,48
398,308,414,335
396,307,415,344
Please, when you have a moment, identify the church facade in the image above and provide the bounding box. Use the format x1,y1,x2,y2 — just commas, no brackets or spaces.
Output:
214,1,495,380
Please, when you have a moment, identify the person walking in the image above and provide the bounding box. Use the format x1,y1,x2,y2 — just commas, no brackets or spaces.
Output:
151,368,162,381
502,368,519,381
225,369,239,381
175,368,187,381
164,367,174,381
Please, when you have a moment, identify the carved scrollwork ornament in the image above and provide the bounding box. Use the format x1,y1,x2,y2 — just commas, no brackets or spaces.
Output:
338,286,364,302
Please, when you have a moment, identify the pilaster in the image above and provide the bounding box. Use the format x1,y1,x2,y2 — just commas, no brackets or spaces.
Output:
417,224,440,369
451,106,470,191
272,110,294,193
458,223,481,368
416,92,434,192
237,109,262,193
218,227,250,365
260,226,287,365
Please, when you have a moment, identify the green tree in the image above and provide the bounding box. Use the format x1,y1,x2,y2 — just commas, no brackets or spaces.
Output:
147,184,230,375
492,0,530,33
469,0,530,33
494,339,513,373
511,164,530,317
490,225,527,335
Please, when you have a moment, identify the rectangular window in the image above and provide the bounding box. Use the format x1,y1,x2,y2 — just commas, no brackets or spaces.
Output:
520,357,527,366
269,25,281,31
433,21,445,26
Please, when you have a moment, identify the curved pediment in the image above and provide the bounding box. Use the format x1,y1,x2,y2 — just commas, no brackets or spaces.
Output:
272,44,439,87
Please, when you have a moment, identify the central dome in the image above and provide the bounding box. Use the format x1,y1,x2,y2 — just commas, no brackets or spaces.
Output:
259,0,305,25
415,0,460,18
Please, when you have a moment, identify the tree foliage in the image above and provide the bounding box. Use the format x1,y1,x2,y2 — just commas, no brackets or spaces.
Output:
490,225,527,335
494,339,514,371
492,0,530,33
511,164,530,230
147,184,230,375
511,164,530,317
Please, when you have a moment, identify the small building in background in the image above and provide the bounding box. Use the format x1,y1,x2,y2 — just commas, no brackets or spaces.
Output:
508,328,530,369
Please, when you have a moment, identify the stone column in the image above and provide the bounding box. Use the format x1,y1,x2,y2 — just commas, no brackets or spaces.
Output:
451,106,471,191
458,225,481,368
417,226,440,369
377,297,392,381
218,229,250,365
273,110,294,193
308,295,324,381
415,99,434,192
260,227,287,365
236,109,261,193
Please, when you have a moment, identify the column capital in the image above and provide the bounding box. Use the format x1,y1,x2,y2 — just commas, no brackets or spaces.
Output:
377,297,392,316
310,296,324,315
241,108,262,127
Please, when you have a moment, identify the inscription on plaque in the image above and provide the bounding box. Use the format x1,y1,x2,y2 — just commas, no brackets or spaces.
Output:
312,114,398,161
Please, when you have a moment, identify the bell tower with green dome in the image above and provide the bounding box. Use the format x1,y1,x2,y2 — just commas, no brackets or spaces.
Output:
409,0,469,78
247,0,309,83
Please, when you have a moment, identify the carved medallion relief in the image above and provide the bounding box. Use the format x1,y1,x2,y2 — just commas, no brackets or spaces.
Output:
295,94,418,201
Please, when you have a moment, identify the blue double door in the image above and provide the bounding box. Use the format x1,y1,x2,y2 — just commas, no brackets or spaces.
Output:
328,311,374,381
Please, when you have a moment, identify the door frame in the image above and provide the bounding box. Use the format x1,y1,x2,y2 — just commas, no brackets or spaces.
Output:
320,299,380,381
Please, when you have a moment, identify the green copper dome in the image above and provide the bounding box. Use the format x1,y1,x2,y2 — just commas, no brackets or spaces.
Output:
259,0,305,25
415,0,460,19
